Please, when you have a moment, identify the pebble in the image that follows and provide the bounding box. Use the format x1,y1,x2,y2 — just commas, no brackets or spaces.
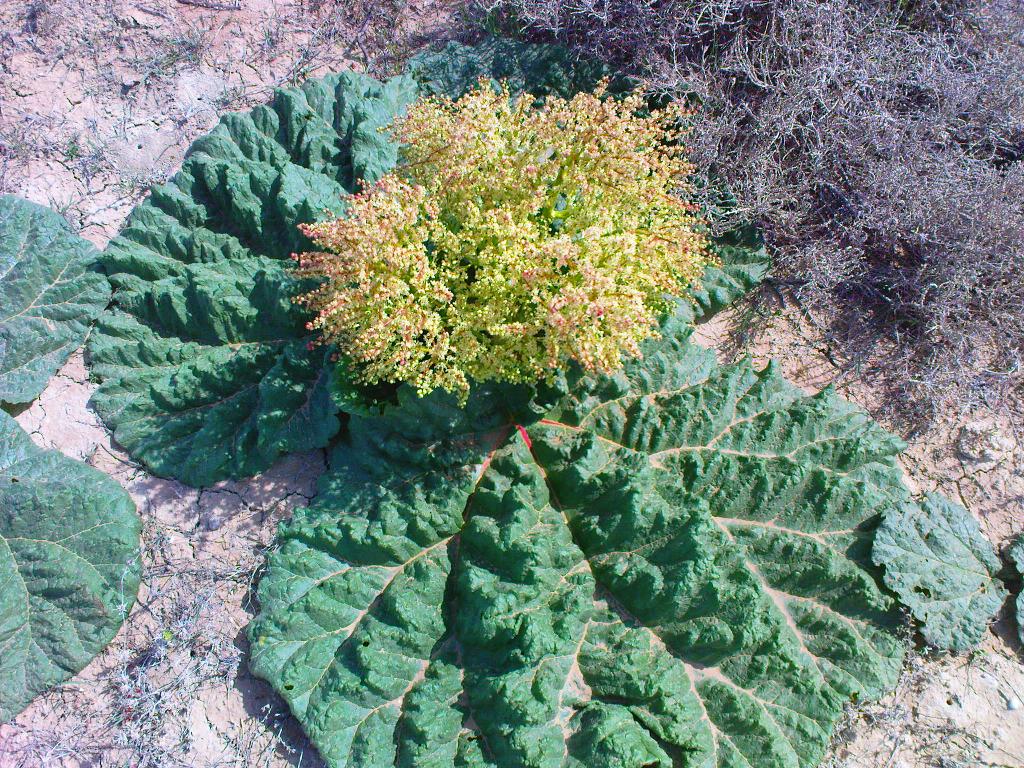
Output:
1008,697,1022,711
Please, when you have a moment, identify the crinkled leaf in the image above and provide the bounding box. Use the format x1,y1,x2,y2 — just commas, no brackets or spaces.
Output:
873,493,1006,652
0,410,141,721
691,224,770,321
0,196,108,404
250,303,912,768
87,71,420,486
1006,535,1023,646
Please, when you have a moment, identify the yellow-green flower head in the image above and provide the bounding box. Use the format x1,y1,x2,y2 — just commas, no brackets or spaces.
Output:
296,79,711,401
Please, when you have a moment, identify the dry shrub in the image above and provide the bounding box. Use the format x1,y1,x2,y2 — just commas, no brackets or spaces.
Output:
472,0,1024,422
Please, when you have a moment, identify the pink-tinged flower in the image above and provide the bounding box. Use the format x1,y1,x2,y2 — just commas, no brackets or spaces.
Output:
292,78,708,402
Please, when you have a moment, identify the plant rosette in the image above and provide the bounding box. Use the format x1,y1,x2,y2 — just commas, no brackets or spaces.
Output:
82,37,1006,768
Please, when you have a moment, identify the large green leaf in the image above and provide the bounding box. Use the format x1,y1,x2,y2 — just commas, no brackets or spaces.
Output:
249,304,914,768
87,71,420,486
872,493,1006,652
0,196,108,404
0,410,141,721
691,223,770,321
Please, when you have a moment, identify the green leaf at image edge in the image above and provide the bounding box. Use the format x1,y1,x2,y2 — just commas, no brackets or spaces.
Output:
0,410,141,721
0,195,109,405
249,302,914,768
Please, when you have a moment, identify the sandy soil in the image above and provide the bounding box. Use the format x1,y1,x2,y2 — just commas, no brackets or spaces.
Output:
1,2,1021,766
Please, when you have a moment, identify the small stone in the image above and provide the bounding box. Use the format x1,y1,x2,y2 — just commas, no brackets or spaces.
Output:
956,420,1014,464
1009,697,1022,711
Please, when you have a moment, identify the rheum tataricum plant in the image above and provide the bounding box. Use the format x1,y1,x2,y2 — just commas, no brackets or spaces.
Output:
79,41,1008,768
294,79,709,399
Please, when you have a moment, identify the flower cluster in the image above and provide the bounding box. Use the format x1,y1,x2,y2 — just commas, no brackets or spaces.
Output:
295,79,709,400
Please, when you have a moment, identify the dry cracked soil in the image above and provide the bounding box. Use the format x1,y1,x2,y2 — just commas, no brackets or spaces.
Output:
1,2,1022,766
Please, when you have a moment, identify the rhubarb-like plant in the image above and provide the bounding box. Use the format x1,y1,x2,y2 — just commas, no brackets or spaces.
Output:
80,37,1006,768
